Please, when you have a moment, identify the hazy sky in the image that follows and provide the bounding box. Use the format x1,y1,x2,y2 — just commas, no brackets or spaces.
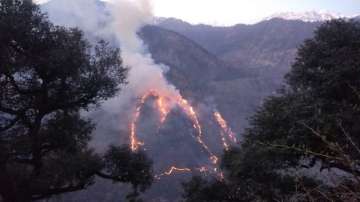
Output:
152,0,360,25
36,0,360,26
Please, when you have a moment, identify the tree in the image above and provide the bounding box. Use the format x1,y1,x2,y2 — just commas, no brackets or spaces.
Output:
183,19,360,201
0,0,153,201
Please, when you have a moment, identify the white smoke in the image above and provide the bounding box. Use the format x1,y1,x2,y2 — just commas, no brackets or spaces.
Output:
98,0,180,133
107,0,179,99
42,0,180,148
43,0,108,35
107,0,152,52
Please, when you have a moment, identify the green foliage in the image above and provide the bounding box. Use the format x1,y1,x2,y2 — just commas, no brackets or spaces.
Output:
0,0,152,201
183,19,360,201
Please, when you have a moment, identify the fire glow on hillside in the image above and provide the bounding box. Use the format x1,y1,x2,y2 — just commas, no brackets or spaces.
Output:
129,90,237,179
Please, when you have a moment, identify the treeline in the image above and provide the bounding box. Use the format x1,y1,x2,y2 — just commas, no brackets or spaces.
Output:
182,19,360,201
1,0,360,202
0,1,152,202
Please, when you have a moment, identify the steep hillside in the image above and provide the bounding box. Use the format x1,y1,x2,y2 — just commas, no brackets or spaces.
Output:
42,1,330,201
139,26,244,101
156,18,323,132
158,18,320,76
140,25,285,133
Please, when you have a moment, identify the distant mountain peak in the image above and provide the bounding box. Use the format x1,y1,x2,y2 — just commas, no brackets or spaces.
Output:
264,11,345,22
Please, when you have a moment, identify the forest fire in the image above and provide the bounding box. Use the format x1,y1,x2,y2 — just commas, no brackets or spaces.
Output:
155,166,213,180
219,131,230,151
156,96,171,124
165,166,192,175
129,90,235,178
214,111,237,144
154,166,191,180
130,92,152,151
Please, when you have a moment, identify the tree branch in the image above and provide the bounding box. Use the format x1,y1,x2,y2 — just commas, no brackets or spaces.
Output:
258,141,342,161
31,183,87,200
0,105,19,115
95,171,124,181
338,120,360,155
0,117,19,132
4,72,40,95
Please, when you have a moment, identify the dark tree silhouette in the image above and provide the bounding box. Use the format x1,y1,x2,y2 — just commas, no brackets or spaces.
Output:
0,0,153,201
183,19,360,201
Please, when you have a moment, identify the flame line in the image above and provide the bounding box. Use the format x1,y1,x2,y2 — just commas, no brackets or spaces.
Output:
129,90,219,165
214,111,237,145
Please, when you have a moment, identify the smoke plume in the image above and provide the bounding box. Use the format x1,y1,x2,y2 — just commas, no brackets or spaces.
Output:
43,0,181,147
107,0,179,99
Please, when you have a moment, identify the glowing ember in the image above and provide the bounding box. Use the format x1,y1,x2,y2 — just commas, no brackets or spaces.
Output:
129,90,218,165
214,111,237,144
130,92,153,151
198,166,208,173
164,166,192,175
219,132,230,151
156,96,171,124
155,165,213,180
219,172,225,181
129,91,235,181
155,166,192,179
175,96,218,165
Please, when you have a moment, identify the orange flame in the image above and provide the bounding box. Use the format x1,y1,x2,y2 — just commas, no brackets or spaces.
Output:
214,111,237,144
155,166,192,179
129,90,219,165
176,96,218,165
130,94,148,151
164,166,192,175
155,165,214,180
198,166,208,173
129,90,230,182
219,132,230,151
156,96,171,124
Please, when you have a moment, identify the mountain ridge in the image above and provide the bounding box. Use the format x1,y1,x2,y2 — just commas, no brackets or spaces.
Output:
41,1,357,201
263,11,346,22
154,11,358,26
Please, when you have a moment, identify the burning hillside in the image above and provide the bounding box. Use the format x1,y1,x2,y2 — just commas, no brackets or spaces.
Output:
42,0,239,200
128,90,237,180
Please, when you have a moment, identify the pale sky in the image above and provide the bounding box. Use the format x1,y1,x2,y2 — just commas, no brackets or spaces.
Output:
36,0,360,26
151,0,360,25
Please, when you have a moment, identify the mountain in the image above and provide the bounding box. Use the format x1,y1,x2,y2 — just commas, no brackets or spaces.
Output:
52,19,319,201
156,18,322,133
157,17,320,76
263,11,342,22
139,25,244,101
42,1,341,201
45,25,236,202
42,2,247,200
